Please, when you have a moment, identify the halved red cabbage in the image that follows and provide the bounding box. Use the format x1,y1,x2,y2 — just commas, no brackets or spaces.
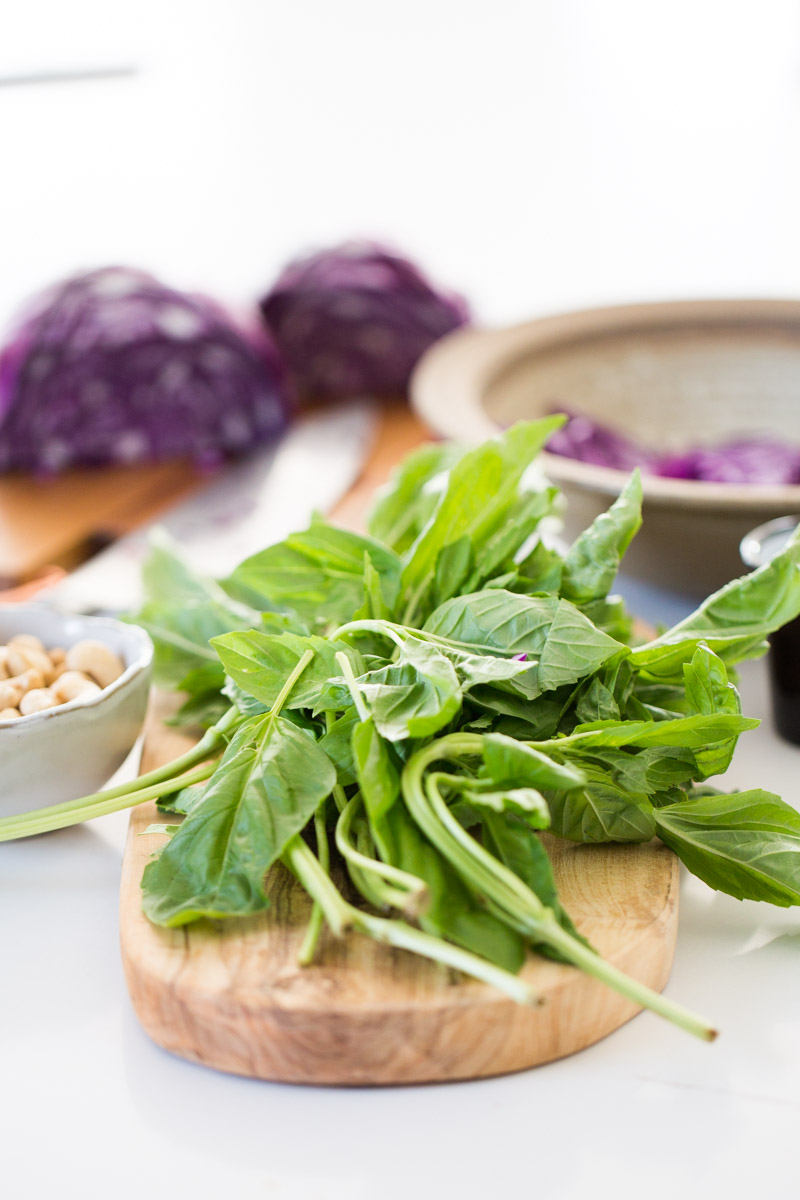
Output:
259,241,470,400
0,267,289,473
546,408,800,485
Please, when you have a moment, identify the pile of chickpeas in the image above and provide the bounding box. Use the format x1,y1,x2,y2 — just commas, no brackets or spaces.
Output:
0,634,125,719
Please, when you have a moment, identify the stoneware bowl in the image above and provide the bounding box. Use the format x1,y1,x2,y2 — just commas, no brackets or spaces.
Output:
411,299,800,596
0,604,153,819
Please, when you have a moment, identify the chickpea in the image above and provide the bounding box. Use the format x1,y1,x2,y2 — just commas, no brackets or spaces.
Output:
19,688,57,715
6,649,26,676
47,661,68,684
65,640,124,689
70,680,102,703
0,634,121,718
0,678,23,709
11,667,45,693
32,650,55,677
51,671,101,704
7,645,52,679
8,634,45,654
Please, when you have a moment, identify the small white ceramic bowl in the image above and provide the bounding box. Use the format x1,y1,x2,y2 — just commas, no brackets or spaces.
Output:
0,604,153,819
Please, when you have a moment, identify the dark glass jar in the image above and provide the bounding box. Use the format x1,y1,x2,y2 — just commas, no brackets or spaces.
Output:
740,516,800,746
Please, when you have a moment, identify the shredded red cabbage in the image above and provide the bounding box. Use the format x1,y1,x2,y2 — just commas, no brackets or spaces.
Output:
259,241,470,400
546,409,662,473
547,408,800,485
657,441,800,485
0,267,289,474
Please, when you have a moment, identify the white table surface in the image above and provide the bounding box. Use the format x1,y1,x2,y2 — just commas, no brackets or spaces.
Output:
3,2,800,1194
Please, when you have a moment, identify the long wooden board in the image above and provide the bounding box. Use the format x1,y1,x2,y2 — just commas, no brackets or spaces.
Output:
119,403,679,1084
0,460,206,583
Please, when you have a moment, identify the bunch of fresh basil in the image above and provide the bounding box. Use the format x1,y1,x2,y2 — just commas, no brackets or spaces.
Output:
5,416,800,1039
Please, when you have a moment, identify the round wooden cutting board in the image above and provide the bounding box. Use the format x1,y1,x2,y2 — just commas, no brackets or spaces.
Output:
118,403,680,1085
120,705,678,1085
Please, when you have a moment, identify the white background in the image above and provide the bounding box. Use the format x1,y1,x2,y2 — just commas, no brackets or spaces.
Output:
3,1,800,329
2,3,800,1197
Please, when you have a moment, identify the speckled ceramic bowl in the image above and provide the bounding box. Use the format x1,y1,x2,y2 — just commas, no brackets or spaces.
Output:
412,299,800,595
0,604,153,819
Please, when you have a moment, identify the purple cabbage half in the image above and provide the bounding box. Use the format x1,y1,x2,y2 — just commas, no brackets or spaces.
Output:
547,407,800,486
0,267,289,474
259,241,470,400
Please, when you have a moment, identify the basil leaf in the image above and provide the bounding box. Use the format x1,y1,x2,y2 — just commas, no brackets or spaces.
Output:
133,530,259,688
515,540,564,593
222,676,270,718
367,442,462,553
569,746,697,796
212,630,364,711
355,640,462,740
654,791,800,906
260,611,312,636
682,643,742,778
156,781,208,816
578,596,634,644
481,812,589,953
164,662,231,730
227,518,402,630
561,470,642,604
425,589,559,654
431,537,474,608
141,528,255,617
631,525,800,679
166,688,230,731
425,590,624,694
547,763,656,843
408,635,535,693
468,685,566,730
460,786,550,826
357,554,396,621
483,812,557,899
401,419,564,612
483,732,587,791
319,708,360,787
574,676,621,724
142,716,335,926
560,712,758,749
352,717,401,823
371,801,526,972
462,487,559,592
134,600,247,688
537,601,627,692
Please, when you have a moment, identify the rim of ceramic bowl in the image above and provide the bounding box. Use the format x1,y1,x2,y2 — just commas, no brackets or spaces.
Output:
0,603,153,728
411,300,800,512
740,514,800,569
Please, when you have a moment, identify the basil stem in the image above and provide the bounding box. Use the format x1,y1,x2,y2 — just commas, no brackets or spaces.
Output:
284,836,540,1007
0,705,242,843
335,793,428,915
402,738,717,1042
297,807,332,967
0,762,216,842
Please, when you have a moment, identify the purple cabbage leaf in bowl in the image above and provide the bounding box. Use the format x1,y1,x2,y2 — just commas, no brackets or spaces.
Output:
547,407,800,486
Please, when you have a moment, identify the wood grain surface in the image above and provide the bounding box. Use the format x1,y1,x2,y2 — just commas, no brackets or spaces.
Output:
119,402,680,1085
0,460,206,582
